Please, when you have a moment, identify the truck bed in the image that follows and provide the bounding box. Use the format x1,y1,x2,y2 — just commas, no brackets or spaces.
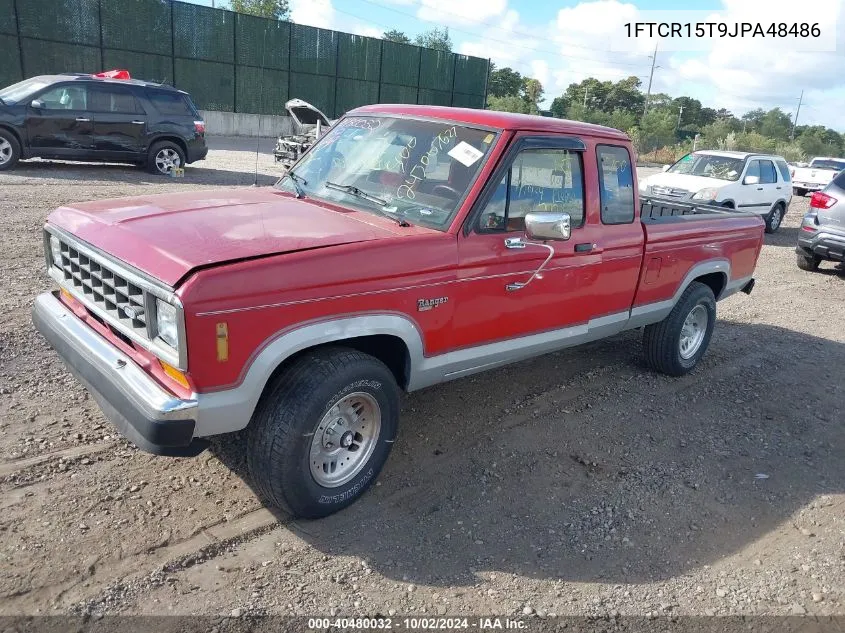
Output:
633,196,765,309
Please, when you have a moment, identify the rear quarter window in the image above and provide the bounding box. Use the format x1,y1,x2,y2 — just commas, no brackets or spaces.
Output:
147,90,197,116
775,159,791,182
832,169,845,189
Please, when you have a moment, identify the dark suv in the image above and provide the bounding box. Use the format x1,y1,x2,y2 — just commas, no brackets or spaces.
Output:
0,74,207,174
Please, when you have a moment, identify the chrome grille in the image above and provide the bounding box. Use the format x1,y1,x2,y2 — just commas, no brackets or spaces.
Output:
45,228,187,370
651,186,689,198
55,240,153,339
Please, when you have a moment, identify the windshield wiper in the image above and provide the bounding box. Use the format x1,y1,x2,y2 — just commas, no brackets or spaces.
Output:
285,171,307,198
324,181,411,227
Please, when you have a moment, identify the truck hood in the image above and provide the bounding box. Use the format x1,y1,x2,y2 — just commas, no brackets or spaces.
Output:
640,172,731,194
47,188,400,287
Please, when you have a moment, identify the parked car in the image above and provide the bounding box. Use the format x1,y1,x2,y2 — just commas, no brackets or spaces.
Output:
32,106,764,518
273,98,335,170
0,73,207,174
639,150,792,233
790,156,845,196
796,168,845,271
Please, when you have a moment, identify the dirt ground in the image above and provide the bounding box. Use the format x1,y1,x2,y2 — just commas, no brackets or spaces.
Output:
1,141,843,621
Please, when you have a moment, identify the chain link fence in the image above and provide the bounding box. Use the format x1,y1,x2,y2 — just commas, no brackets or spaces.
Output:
2,0,490,118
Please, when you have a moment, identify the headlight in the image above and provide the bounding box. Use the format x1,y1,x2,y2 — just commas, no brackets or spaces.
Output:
49,235,62,269
692,187,720,201
155,299,179,349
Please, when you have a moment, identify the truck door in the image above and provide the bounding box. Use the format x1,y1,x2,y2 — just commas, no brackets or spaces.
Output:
452,134,602,349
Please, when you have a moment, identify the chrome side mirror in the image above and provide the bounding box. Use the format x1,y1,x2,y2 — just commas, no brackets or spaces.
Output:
662,164,671,172
30,99,44,109
743,175,760,185
524,212,571,241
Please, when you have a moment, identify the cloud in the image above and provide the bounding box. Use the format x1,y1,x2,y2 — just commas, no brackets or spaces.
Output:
289,0,381,38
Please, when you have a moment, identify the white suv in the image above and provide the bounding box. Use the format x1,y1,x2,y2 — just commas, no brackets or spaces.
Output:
639,150,793,233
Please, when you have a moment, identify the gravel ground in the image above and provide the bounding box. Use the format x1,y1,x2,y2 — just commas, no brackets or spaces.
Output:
1,140,843,621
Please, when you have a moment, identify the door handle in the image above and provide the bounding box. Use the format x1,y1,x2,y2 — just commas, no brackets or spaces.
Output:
130,120,145,125
756,187,763,190
75,117,91,122
776,186,782,189
574,242,594,253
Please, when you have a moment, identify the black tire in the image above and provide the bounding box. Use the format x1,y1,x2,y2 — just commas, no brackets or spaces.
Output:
0,128,21,171
794,188,807,197
796,252,821,271
246,347,399,519
720,201,734,209
643,281,717,377
146,140,185,175
765,203,785,234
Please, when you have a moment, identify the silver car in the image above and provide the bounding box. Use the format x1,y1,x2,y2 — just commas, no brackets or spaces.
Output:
797,168,845,271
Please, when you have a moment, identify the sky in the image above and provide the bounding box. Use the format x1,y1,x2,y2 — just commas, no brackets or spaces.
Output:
191,0,845,131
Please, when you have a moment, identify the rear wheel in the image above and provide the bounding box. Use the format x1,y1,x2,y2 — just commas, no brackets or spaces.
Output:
643,282,717,376
796,252,822,272
0,129,21,171
246,347,399,519
765,203,784,234
147,140,185,175
794,188,807,197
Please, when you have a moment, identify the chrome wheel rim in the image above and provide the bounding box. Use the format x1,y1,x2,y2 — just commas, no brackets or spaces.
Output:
0,138,12,165
309,392,381,488
155,148,181,174
679,304,708,360
771,207,782,230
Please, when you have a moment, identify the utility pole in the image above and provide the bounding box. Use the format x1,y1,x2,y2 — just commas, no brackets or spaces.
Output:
676,105,684,130
643,43,658,117
583,85,589,108
791,90,804,141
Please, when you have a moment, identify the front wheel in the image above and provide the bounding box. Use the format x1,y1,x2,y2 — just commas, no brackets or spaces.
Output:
643,281,717,376
246,347,399,519
0,129,21,171
765,204,784,234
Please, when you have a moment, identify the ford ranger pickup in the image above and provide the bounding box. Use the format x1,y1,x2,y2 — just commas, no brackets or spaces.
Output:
33,105,764,518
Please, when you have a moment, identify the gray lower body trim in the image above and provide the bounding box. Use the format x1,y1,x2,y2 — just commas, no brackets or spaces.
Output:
408,311,632,391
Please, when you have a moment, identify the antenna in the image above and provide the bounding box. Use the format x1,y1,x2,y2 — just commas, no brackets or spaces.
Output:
254,25,268,187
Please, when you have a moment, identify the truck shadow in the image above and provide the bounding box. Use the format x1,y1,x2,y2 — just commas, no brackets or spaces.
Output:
211,320,844,586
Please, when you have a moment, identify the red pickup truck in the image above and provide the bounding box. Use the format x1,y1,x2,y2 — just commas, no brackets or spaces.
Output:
33,105,764,518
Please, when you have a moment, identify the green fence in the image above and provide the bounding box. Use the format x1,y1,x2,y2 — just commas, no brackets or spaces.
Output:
1,0,490,118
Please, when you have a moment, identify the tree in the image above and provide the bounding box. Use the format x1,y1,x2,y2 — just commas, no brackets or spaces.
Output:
522,78,544,114
631,110,676,153
487,95,531,114
488,66,523,98
549,96,567,118
414,27,452,52
758,108,792,141
229,0,290,20
382,29,411,44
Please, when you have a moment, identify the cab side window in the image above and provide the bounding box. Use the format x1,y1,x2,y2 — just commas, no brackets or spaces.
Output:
597,145,635,224
37,85,87,110
479,148,585,232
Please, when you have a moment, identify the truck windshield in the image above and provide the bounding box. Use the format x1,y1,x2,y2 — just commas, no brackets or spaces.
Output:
274,115,498,230
0,77,52,105
809,159,845,171
667,153,744,181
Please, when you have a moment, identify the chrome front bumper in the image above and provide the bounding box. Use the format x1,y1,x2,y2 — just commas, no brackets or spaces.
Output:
32,292,207,456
